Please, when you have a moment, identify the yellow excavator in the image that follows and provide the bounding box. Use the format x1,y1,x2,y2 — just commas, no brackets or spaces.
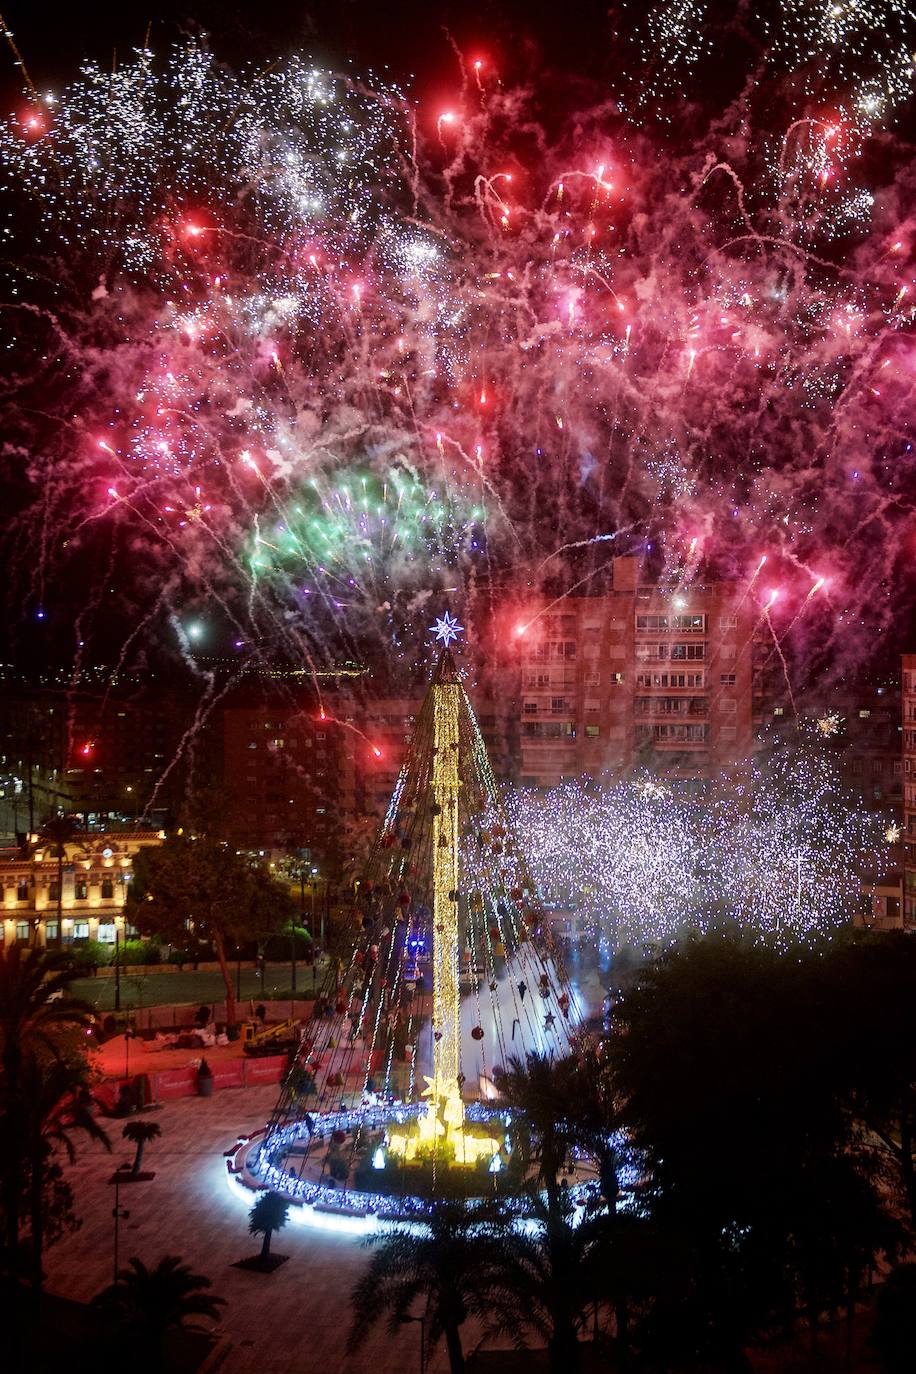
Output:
241,1018,300,1056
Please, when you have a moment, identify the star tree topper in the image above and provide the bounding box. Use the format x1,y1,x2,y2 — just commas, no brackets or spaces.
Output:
429,610,464,648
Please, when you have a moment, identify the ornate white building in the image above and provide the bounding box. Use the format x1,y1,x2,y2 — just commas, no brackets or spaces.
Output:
0,829,164,949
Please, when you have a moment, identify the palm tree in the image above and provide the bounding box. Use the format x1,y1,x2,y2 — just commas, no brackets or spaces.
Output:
495,1051,608,1213
123,1120,161,1177
482,1188,646,1374
0,943,94,1271
348,1203,506,1374
20,1055,109,1289
92,1256,224,1372
247,1191,290,1264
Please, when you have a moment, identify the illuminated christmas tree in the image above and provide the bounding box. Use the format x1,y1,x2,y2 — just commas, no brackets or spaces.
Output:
256,615,581,1202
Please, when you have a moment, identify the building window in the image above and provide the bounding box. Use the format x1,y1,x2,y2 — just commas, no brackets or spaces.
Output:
15,921,30,943
16,878,28,902
671,614,706,632
670,643,705,661
101,877,114,899
75,877,88,900
721,726,737,741
773,707,784,717
859,709,871,719
719,615,738,630
611,673,624,685
720,674,736,686
720,699,737,714
585,724,601,737
44,920,58,941
98,923,116,944
73,921,89,939
49,880,60,902
523,702,538,715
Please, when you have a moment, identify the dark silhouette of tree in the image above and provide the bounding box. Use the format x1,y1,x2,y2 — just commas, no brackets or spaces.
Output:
823,932,916,1228
483,1188,635,1374
128,834,296,1023
609,932,901,1365
20,1055,109,1289
492,1048,642,1363
348,1203,506,1374
93,1256,224,1372
247,1191,289,1263
0,944,93,1275
494,1052,594,1212
122,1120,161,1177
869,1263,916,1374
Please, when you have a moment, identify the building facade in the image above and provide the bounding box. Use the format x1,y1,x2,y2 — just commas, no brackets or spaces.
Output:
513,557,755,788
221,705,355,863
903,655,916,926
0,829,164,949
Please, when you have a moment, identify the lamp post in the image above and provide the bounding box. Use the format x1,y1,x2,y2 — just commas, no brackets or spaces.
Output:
112,1162,132,1281
114,925,122,1013
398,1312,426,1374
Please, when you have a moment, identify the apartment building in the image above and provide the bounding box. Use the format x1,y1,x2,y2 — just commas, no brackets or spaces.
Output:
513,557,755,787
357,692,511,820
221,705,355,864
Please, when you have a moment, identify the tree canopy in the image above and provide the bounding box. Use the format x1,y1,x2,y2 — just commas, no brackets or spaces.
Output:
127,834,296,1021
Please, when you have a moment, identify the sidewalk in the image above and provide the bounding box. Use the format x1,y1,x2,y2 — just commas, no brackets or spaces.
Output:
43,1085,455,1374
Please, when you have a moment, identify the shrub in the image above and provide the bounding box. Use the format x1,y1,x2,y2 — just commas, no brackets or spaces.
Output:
120,938,162,966
68,938,111,971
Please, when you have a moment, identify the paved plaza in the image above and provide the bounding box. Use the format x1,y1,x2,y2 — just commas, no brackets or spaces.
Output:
44,1086,456,1374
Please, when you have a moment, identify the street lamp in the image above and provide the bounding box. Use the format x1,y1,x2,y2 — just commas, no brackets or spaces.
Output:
114,925,122,1013
112,1162,132,1281
398,1311,426,1374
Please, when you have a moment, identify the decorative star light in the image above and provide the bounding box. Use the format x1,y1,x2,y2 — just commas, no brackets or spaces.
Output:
429,610,464,647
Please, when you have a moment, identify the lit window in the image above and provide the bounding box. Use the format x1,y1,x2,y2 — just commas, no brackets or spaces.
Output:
585,724,600,737
774,707,784,717
859,709,871,719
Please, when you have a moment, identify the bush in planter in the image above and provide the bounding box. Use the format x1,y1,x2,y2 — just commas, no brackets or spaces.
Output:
287,1065,317,1103
326,1145,349,1181
197,1058,215,1097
